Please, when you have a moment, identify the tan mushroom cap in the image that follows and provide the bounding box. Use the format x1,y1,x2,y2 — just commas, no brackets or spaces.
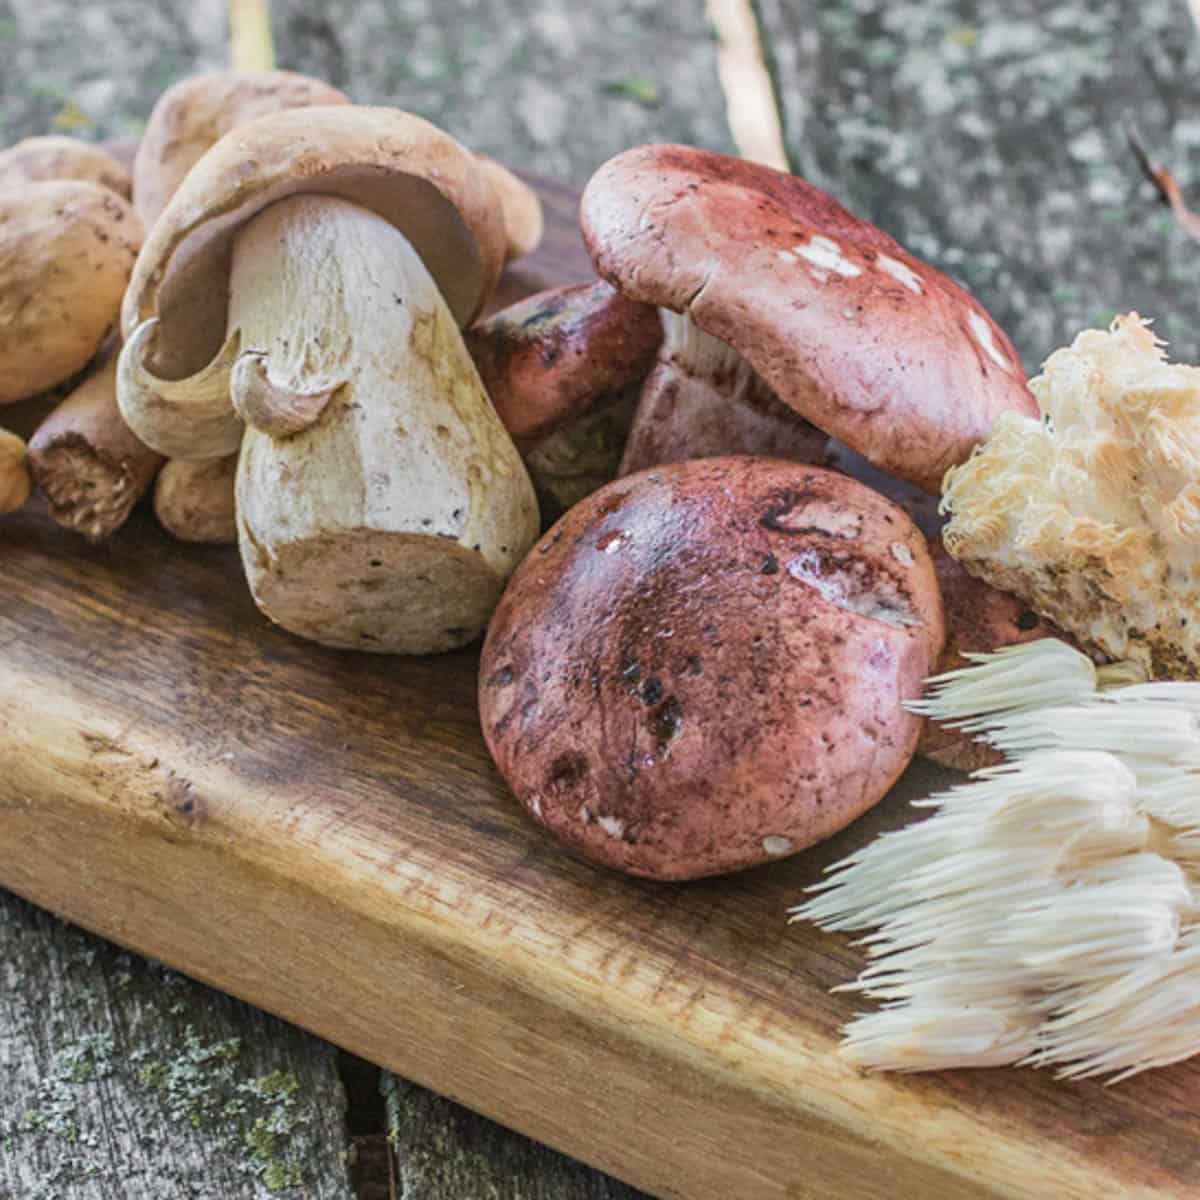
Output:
0,181,142,406
0,136,131,198
121,105,507,387
581,144,1038,493
132,70,350,226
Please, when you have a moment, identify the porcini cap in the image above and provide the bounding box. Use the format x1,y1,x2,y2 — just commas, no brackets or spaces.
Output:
121,105,507,386
132,70,350,226
0,181,141,406
0,135,131,198
581,144,1037,493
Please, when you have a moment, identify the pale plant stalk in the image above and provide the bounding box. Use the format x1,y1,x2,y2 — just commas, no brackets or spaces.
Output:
705,0,790,171
229,0,275,72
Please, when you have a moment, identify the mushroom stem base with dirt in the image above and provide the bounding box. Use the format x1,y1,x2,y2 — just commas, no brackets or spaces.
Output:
619,309,827,475
230,194,539,653
28,354,164,540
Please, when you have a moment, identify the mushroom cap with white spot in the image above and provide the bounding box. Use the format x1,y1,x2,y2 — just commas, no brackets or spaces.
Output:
580,144,1037,493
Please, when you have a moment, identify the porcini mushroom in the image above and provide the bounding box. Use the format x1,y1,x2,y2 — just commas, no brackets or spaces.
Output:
581,145,1037,492
118,106,537,653
154,455,238,544
0,135,131,198
480,457,944,880
131,70,350,226
0,430,32,516
27,352,164,540
467,280,661,515
477,157,544,262
0,181,141,407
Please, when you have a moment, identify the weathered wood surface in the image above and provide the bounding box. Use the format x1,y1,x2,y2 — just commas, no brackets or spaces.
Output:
0,893,355,1200
6,2,1200,1198
757,0,1200,370
5,176,1200,1200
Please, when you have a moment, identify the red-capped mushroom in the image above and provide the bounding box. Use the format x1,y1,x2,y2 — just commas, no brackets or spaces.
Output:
480,457,945,880
581,145,1037,493
467,280,661,516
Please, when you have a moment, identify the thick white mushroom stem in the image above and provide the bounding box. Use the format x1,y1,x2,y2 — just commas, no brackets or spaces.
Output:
618,309,829,475
232,194,540,654
0,429,32,515
117,320,244,460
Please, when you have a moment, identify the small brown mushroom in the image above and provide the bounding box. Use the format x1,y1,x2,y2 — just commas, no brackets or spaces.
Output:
478,157,545,262
132,70,350,226
916,539,1067,772
154,455,238,544
581,145,1037,493
27,353,163,540
0,430,32,516
118,106,536,653
480,457,945,880
0,181,142,408
466,280,661,515
0,135,131,198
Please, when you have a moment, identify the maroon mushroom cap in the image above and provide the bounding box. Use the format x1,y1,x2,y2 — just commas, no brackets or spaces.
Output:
580,145,1038,493
480,457,945,880
466,280,660,449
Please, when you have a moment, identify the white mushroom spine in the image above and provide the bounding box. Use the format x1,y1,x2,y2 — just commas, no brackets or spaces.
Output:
230,194,539,653
793,638,1200,1081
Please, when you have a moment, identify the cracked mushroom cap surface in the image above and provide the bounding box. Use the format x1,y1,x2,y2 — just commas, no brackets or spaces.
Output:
121,105,507,389
480,456,945,880
132,70,350,226
0,180,142,406
580,144,1037,493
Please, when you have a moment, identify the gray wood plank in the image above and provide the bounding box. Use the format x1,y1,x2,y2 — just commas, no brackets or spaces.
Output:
383,1076,647,1199
756,0,1200,371
0,890,355,1200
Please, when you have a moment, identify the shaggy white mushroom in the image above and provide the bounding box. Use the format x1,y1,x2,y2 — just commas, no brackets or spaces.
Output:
942,314,1200,679
794,639,1200,1081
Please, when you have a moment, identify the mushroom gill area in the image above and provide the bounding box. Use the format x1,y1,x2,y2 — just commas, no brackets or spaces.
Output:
618,308,827,474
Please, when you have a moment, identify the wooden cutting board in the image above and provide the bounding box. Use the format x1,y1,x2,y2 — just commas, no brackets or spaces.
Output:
2,178,1198,1200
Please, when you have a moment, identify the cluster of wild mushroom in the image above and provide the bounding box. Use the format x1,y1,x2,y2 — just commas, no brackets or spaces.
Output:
0,70,550,653
2,73,1068,880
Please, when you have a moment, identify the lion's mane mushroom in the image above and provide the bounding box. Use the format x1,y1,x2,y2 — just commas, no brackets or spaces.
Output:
0,181,141,408
480,457,945,880
117,106,537,653
0,136,131,198
467,280,661,516
132,70,350,227
581,145,1037,492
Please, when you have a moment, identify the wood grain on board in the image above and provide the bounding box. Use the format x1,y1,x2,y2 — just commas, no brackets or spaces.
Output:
2,181,1199,1200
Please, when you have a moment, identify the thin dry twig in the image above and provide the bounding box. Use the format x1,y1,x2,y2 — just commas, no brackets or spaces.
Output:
705,0,790,171
1125,120,1200,243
